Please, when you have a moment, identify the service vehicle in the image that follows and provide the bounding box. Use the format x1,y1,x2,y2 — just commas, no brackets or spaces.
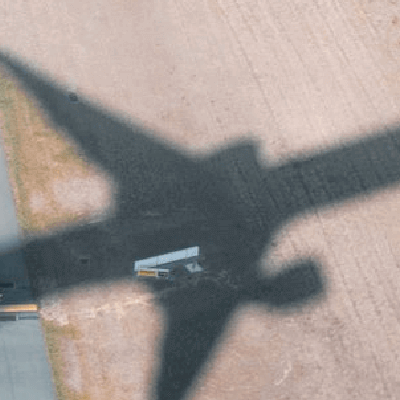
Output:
133,246,205,282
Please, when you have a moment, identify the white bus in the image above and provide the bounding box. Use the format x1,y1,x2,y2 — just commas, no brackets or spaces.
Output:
133,246,204,281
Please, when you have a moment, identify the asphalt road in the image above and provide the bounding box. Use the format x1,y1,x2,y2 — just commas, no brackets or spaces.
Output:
0,127,57,400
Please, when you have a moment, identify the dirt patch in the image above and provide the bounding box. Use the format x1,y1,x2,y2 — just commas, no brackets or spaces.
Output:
38,281,165,400
52,175,114,218
58,337,84,395
0,68,114,236
35,270,242,400
29,191,48,213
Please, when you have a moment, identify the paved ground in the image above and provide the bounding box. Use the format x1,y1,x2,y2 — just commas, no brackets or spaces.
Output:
0,121,21,254
0,126,57,399
1,1,400,400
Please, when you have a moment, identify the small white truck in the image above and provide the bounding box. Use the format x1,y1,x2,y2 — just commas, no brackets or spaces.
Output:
132,246,205,282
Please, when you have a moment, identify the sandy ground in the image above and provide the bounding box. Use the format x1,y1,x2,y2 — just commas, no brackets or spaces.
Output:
2,1,400,400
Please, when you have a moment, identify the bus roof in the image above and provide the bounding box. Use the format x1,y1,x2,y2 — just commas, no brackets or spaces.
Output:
134,246,200,270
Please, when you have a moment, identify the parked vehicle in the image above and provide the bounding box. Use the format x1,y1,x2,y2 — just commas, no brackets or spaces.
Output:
133,246,205,282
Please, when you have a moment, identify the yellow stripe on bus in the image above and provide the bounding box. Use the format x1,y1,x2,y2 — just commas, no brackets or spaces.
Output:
138,270,156,277
0,304,38,313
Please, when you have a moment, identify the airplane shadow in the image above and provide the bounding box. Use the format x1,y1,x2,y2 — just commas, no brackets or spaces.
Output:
1,48,399,400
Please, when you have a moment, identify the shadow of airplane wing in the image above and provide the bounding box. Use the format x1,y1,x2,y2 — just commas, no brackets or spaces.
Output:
268,128,400,224
0,49,188,169
0,48,218,221
3,48,399,266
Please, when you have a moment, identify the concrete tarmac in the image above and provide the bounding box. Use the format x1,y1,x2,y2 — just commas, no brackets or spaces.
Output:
0,128,57,400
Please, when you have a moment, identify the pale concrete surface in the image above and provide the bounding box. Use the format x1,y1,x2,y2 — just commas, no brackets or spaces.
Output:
0,318,57,400
0,124,21,253
1,1,400,399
